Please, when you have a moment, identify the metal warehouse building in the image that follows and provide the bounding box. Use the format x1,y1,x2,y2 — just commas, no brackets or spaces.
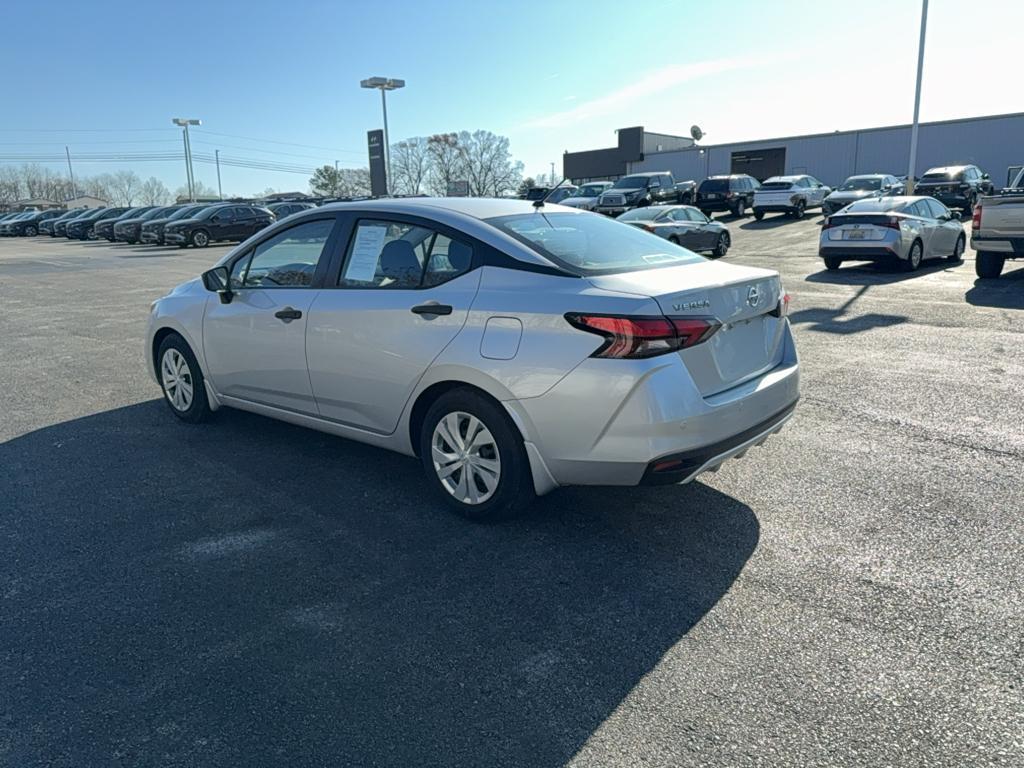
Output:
564,112,1024,190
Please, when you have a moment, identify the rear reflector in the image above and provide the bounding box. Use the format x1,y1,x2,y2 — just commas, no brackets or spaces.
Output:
771,293,790,318
565,313,721,359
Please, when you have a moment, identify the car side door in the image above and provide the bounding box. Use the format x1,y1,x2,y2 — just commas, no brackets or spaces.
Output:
907,200,940,255
206,207,236,241
202,215,340,413
924,198,960,254
233,206,261,240
304,215,481,433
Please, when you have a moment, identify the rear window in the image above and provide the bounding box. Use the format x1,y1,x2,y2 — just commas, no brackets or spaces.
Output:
922,170,962,181
759,181,793,191
486,212,703,276
699,178,729,192
842,199,907,213
612,175,653,189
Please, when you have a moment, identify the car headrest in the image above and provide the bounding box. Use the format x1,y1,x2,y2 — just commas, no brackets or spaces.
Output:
446,241,472,272
379,240,422,286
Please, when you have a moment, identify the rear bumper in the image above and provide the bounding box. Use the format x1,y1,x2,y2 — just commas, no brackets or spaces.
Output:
755,203,800,213
971,235,1024,256
697,199,737,212
596,206,630,216
507,323,800,487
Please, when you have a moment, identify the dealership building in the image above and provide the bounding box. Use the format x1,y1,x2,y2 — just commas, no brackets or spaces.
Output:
563,112,1024,190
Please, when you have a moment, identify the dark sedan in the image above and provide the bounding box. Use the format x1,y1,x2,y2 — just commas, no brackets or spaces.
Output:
113,206,174,243
140,204,209,245
95,207,156,242
6,209,66,236
163,203,274,247
617,205,731,258
66,207,130,240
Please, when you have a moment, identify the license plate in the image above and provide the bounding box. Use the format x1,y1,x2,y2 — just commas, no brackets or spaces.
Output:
707,194,719,200
845,230,865,240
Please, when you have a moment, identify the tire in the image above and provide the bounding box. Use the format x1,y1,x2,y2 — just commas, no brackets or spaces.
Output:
975,251,1005,279
733,199,746,217
419,388,536,521
962,194,976,216
712,233,729,258
700,209,712,218
25,225,37,237
753,209,765,221
669,235,681,246
903,240,923,272
947,234,965,263
156,333,211,423
191,229,210,248
792,200,806,219
824,256,842,271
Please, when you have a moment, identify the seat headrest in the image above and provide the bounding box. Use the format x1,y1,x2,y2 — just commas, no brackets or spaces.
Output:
379,240,422,286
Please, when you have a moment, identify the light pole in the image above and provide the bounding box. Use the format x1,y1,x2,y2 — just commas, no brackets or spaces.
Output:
360,77,405,194
215,149,223,200
172,118,201,202
906,0,928,194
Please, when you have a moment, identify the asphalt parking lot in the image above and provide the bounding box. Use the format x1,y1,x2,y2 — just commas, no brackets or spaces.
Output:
1,217,1022,767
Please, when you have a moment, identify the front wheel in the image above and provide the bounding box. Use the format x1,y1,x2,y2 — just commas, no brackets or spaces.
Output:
975,251,1005,279
25,225,37,237
419,389,535,521
712,233,730,258
947,234,965,262
191,229,210,248
157,334,211,423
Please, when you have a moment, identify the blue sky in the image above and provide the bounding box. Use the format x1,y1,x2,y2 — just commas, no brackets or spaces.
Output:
1,0,1021,195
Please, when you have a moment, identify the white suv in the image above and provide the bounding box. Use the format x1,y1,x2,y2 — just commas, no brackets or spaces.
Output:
753,175,831,220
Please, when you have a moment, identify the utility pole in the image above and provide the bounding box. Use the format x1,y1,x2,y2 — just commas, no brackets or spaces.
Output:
172,118,201,202
550,162,556,186
65,146,78,200
215,149,223,200
906,0,928,194
360,77,405,195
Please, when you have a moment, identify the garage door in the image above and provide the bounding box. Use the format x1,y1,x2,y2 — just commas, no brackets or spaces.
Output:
731,148,786,181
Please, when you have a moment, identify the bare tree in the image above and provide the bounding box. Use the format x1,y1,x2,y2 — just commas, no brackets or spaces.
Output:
81,174,113,203
140,177,172,206
173,181,218,201
109,170,142,206
390,137,430,195
425,133,467,196
457,130,524,198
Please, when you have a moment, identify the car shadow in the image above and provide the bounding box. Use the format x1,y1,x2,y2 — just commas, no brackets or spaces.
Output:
964,264,1024,309
1,401,759,766
789,284,907,334
739,213,824,230
805,258,954,285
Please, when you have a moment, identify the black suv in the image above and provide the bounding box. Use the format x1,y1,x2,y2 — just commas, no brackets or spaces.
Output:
267,201,315,220
66,207,131,240
7,209,66,237
140,204,208,245
696,174,760,218
114,206,175,243
915,165,994,214
164,203,274,247
95,207,155,242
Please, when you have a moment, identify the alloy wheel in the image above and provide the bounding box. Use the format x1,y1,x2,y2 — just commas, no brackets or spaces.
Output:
193,231,209,247
431,411,501,505
160,348,194,412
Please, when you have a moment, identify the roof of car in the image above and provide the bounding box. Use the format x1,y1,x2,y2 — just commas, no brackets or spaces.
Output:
318,196,584,220
847,173,890,179
765,175,809,182
925,165,969,174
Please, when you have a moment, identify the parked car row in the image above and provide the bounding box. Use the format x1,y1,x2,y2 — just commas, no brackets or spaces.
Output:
4,201,283,247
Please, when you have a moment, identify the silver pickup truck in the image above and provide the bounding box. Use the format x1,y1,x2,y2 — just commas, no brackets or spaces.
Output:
971,167,1024,278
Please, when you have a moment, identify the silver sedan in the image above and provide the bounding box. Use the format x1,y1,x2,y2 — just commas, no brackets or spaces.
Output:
818,196,966,271
617,205,731,257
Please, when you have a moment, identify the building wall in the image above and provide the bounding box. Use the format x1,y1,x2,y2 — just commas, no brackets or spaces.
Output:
629,112,1024,188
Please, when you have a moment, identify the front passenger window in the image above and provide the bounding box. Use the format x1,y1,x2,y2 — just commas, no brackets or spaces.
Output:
234,218,334,288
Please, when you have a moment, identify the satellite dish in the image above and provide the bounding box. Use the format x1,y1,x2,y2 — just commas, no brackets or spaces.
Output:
690,125,703,141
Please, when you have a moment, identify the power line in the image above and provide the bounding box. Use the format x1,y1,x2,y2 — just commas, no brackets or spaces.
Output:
191,128,364,155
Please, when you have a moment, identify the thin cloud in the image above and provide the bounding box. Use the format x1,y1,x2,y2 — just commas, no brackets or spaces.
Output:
519,57,758,130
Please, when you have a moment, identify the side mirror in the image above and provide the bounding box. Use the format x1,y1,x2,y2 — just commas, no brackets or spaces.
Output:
981,173,990,180
202,266,233,304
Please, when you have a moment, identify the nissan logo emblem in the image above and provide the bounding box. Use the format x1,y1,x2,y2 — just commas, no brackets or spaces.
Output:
747,285,761,308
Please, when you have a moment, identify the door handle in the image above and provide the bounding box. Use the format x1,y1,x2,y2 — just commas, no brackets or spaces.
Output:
411,302,453,316
274,307,303,321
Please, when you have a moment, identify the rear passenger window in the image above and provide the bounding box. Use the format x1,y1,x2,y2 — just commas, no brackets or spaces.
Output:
338,220,473,289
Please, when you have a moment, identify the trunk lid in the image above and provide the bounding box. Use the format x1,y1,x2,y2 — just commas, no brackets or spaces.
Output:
588,260,787,396
976,194,1024,238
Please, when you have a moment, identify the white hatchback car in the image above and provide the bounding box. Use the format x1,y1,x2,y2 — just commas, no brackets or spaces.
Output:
148,198,799,520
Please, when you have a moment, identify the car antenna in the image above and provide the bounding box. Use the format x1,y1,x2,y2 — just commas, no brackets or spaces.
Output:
534,175,569,208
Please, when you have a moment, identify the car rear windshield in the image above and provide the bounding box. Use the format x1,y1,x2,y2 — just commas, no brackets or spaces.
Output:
839,177,882,191
699,178,729,192
759,181,793,190
612,176,652,189
922,171,962,181
486,212,703,276
617,207,665,221
576,184,607,197
841,199,906,213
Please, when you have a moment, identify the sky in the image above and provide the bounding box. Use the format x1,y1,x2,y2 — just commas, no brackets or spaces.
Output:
1,0,1021,196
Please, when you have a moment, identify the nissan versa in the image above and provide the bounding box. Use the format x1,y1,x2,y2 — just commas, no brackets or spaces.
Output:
147,198,799,520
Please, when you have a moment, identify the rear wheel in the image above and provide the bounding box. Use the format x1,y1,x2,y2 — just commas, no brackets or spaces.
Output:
753,209,765,221
700,209,712,218
824,256,842,271
157,333,211,423
191,229,210,248
792,200,806,219
733,199,746,217
903,240,923,272
419,388,535,521
947,234,965,262
962,193,976,216
975,251,1005,279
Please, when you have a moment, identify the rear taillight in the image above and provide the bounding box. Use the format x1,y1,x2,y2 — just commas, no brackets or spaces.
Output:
565,314,720,359
822,216,838,230
885,216,901,230
972,204,982,230
725,191,735,199
771,293,791,318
